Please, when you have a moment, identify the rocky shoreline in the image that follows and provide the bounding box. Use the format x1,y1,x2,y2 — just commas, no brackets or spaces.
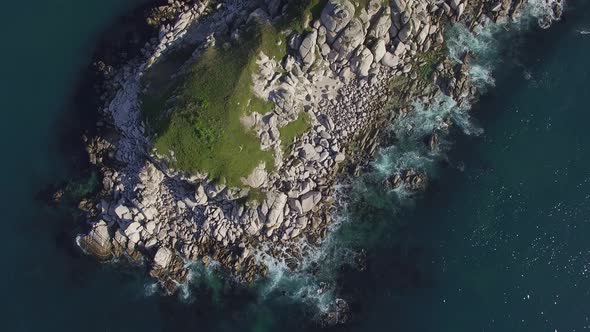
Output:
73,0,563,323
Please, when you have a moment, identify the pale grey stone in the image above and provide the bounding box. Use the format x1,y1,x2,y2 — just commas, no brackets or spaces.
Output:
299,30,318,66
300,191,322,213
372,39,387,63
321,0,355,35
153,247,173,269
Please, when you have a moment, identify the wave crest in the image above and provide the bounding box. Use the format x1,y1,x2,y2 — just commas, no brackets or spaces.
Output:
528,0,565,28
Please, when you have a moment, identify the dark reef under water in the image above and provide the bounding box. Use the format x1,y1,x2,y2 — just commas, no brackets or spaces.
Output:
2,1,590,331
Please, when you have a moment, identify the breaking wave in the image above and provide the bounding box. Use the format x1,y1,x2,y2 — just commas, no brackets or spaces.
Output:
243,35,497,312
279,0,567,316
527,0,565,28
145,0,567,319
394,93,483,140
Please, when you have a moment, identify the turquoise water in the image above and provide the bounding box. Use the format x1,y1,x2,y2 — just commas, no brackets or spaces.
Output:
1,0,590,331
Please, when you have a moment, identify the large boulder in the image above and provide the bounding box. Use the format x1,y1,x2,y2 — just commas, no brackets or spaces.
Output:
321,0,356,42
288,198,304,215
113,204,131,220
153,247,173,269
368,9,392,40
194,184,208,205
299,30,318,67
299,144,319,160
398,23,413,42
332,18,365,60
351,47,374,77
417,24,430,45
242,163,268,188
371,39,387,63
124,222,143,244
381,52,400,68
300,191,322,213
78,220,112,260
367,0,383,17
392,0,407,12
266,192,288,229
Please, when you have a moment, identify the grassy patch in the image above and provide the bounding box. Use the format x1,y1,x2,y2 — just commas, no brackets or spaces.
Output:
279,0,328,33
415,48,445,83
354,0,369,17
386,75,410,108
142,24,288,187
279,112,312,153
141,46,194,132
246,187,266,204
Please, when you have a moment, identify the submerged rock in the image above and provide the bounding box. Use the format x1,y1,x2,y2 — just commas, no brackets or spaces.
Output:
387,169,428,192
321,298,350,326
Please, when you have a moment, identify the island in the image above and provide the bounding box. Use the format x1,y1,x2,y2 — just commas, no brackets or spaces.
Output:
72,0,563,323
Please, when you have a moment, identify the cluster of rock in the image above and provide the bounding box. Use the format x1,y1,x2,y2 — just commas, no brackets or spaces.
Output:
386,168,428,192
76,0,561,320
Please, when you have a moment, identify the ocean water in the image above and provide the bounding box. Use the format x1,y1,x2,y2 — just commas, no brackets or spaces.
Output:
1,0,590,331
341,3,590,331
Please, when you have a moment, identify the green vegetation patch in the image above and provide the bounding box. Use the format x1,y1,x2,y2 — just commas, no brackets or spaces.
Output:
62,171,100,202
353,0,369,17
279,0,328,33
141,46,194,132
279,112,312,152
246,187,267,204
416,48,445,83
141,23,288,187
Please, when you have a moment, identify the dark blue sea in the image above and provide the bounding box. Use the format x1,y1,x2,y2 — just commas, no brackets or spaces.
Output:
1,1,590,331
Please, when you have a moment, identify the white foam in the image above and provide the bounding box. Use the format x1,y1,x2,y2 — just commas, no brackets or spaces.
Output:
146,0,566,316
144,282,160,297
447,22,502,63
527,0,565,28
392,94,482,141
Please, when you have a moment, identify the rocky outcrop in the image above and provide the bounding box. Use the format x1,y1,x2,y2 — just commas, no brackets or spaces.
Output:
387,169,428,193
321,0,356,42
78,220,112,260
75,0,561,320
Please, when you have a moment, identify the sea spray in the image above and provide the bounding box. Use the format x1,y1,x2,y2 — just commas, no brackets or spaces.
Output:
144,282,160,297
251,220,358,315
444,0,565,91
138,0,568,319
302,0,568,313
392,94,483,141
528,0,565,28
446,22,505,90
185,2,558,314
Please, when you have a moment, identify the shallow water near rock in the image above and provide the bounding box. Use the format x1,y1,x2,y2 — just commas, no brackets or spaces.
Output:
2,0,590,331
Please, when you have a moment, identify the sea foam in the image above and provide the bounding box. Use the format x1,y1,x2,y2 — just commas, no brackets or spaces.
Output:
144,0,567,316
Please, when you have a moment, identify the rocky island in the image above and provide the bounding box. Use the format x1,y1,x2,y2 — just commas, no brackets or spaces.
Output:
73,0,563,322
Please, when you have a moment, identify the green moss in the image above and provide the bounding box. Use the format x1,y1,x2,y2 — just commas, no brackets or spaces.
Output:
246,187,266,204
386,75,410,108
63,171,100,201
279,112,312,152
354,0,369,17
279,0,328,33
416,48,445,83
142,24,288,188
141,46,195,132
